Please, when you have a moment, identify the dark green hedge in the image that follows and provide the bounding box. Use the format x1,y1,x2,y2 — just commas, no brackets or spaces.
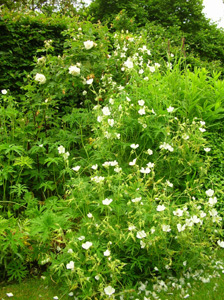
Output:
0,10,69,96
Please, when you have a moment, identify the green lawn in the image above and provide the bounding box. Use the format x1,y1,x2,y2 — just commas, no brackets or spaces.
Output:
1,264,224,300
0,278,70,300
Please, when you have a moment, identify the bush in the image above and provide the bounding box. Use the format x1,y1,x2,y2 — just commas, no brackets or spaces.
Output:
0,8,69,97
1,25,224,298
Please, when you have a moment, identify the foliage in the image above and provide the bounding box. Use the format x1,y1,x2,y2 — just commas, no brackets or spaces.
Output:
89,0,205,31
1,23,224,299
89,0,224,71
0,8,69,97
1,4,224,102
0,0,85,13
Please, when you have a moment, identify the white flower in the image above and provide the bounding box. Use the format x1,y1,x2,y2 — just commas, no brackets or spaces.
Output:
162,225,171,232
157,205,166,212
206,189,214,197
1,89,7,94
83,90,87,95
144,76,149,81
114,166,122,173
151,227,155,234
217,240,224,248
147,149,153,155
131,197,142,203
58,145,65,154
173,209,183,217
72,166,81,172
139,69,144,74
208,197,217,206
138,100,145,106
78,236,85,241
53,297,59,300
86,78,93,84
154,63,161,68
102,198,113,205
136,230,147,239
167,62,172,69
103,161,110,168
183,294,190,299
182,134,189,140
87,213,93,218
149,66,156,72
97,116,103,122
37,56,46,65
166,180,173,187
200,121,206,126
139,45,148,52
151,108,156,115
140,167,151,174
91,176,104,183
130,144,139,149
102,106,111,116
68,292,74,296
82,241,93,250
167,106,174,112
128,225,136,231
159,142,174,152
138,107,146,115
108,119,114,127
95,275,100,280
63,151,70,160
209,209,218,217
204,147,211,152
147,162,154,168
84,40,94,50
140,240,146,248
129,158,137,166
66,261,75,270
124,58,134,69
6,293,14,297
104,286,115,296
177,223,186,232
67,248,73,254
200,211,207,218
199,128,206,132
69,65,80,76
104,249,111,256
191,215,201,224
35,73,46,84
91,164,98,170
110,160,118,166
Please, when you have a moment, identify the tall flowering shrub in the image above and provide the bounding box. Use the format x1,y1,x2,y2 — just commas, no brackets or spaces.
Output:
1,21,224,297
27,33,223,299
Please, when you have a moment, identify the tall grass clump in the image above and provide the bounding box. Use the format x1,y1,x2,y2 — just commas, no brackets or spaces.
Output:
0,24,224,299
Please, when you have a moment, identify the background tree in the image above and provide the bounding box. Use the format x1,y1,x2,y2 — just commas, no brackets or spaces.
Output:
89,0,206,29
0,0,86,12
88,0,224,65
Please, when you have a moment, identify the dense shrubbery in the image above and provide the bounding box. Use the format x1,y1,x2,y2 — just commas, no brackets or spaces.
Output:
1,3,224,102
0,8,69,96
89,0,224,71
1,18,224,299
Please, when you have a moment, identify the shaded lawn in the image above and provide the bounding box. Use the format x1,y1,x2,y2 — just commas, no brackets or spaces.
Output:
0,271,224,300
